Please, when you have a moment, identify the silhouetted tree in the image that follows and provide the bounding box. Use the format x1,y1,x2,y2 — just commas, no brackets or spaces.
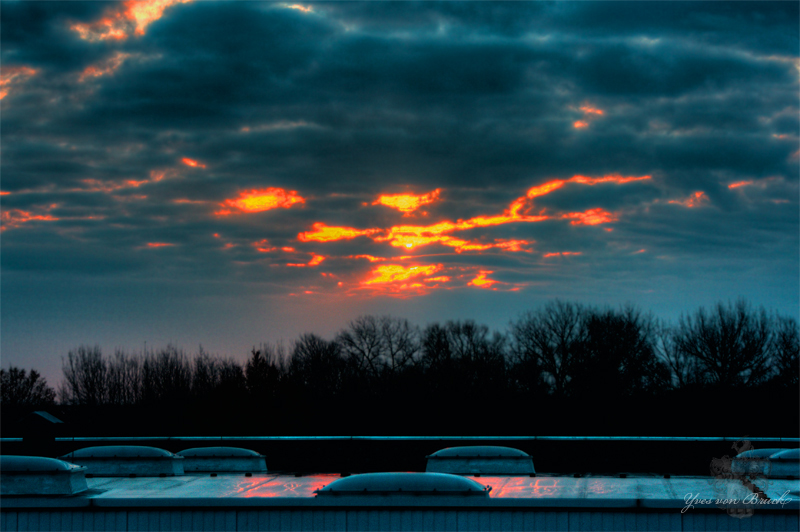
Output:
0,367,56,407
106,350,142,405
674,300,772,388
141,345,192,403
572,306,669,398
290,334,344,397
60,345,107,405
770,316,799,388
655,322,702,390
510,301,586,396
337,316,420,383
245,345,284,400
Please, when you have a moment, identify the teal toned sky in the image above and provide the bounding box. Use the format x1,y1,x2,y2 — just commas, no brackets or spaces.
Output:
1,1,798,385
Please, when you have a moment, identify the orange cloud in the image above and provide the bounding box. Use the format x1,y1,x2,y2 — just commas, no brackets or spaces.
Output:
284,4,313,13
181,157,206,169
0,66,37,100
146,242,174,248
300,174,648,250
372,189,441,214
217,188,305,216
362,264,442,286
469,270,499,289
1,206,59,231
307,255,326,267
79,52,131,82
71,0,194,41
669,191,709,208
562,208,618,226
298,223,381,242
580,106,604,116
573,120,589,129
543,251,582,258
728,181,753,189
0,191,10,196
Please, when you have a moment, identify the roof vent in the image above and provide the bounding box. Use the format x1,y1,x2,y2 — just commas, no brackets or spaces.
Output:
315,472,490,497
426,446,535,475
731,448,784,476
177,447,267,473
59,446,184,477
0,456,88,496
768,449,799,479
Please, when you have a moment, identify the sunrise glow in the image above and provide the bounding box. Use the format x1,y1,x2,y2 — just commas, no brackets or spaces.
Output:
362,264,442,286
0,66,37,100
543,251,582,258
217,188,305,216
71,0,194,41
181,158,206,169
80,53,132,82
669,191,709,208
469,270,499,289
372,189,441,214
728,181,754,189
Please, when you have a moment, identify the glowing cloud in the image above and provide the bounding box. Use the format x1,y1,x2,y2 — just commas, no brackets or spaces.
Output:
372,189,441,214
79,52,131,82
543,251,582,258
298,223,381,242
146,242,174,248
282,3,313,13
71,0,194,41
300,175,648,251
217,188,305,216
469,270,499,289
1,207,58,231
728,181,753,189
562,208,618,226
0,66,37,100
580,106,604,116
363,264,441,285
669,191,709,208
573,120,589,129
181,157,206,169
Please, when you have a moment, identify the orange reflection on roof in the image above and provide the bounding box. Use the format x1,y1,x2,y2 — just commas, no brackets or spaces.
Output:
469,270,499,289
181,157,206,169
362,264,441,285
728,181,753,189
217,187,305,216
372,189,441,214
71,0,194,41
669,191,708,208
298,223,381,242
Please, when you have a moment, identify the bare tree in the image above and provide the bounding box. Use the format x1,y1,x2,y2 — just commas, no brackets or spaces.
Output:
574,306,669,397
770,316,799,388
0,367,56,407
141,345,192,403
655,321,702,389
290,334,344,396
60,345,107,405
510,301,586,396
674,300,772,388
337,316,420,380
245,344,285,399
106,350,142,405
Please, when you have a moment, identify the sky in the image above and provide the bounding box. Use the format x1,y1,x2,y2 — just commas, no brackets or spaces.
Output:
1,1,798,386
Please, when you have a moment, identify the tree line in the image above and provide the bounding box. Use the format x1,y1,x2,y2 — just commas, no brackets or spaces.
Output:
2,299,797,435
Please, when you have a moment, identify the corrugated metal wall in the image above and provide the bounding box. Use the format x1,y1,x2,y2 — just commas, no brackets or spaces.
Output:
2,508,799,531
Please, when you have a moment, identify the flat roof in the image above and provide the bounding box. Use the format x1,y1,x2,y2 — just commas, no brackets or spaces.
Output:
3,474,798,511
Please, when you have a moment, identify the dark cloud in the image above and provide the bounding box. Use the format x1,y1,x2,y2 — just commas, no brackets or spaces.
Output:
1,1,797,382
